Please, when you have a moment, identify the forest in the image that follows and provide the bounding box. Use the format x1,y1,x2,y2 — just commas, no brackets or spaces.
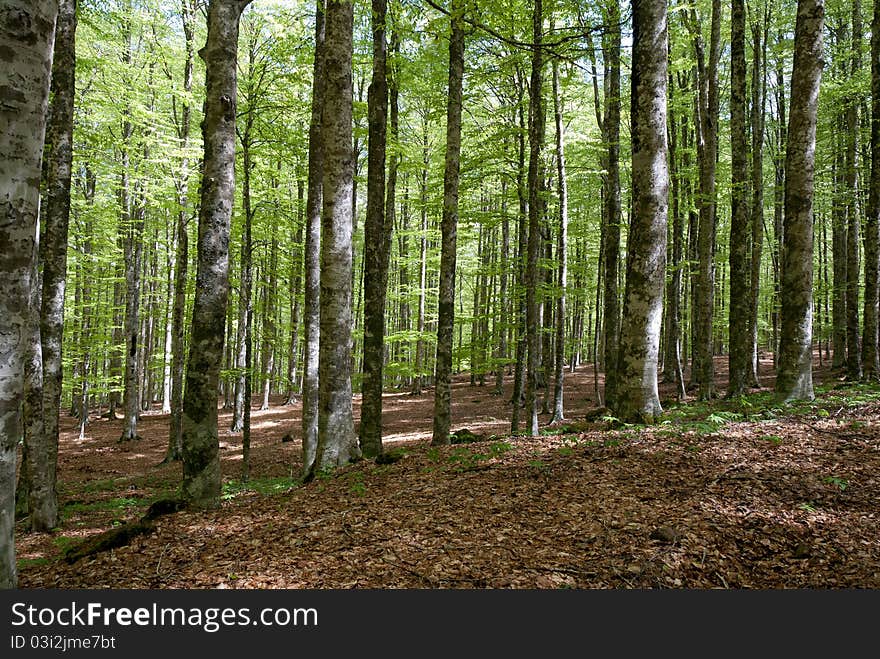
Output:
0,0,878,590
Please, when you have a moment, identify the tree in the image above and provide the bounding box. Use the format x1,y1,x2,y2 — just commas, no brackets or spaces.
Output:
523,0,544,437
181,0,253,508
166,0,197,463
0,0,58,590
301,0,325,476
690,0,722,400
431,0,465,446
865,0,880,379
601,0,621,409
311,0,360,472
776,0,825,402
728,0,751,397
359,0,390,458
550,48,567,425
30,0,78,531
612,0,668,424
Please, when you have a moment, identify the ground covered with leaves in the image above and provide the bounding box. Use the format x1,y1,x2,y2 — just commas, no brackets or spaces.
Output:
16,359,880,589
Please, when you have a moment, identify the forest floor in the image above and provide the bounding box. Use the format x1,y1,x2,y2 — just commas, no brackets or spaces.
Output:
15,354,880,589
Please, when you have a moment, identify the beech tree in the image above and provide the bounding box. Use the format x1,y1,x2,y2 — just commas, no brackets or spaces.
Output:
181,0,253,508
0,0,58,590
431,0,465,446
612,0,668,423
311,0,360,471
776,0,825,402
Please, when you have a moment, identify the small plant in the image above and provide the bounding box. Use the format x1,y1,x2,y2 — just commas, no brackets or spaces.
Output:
348,473,367,497
488,440,513,458
798,501,817,513
760,434,783,445
426,447,441,463
823,476,848,491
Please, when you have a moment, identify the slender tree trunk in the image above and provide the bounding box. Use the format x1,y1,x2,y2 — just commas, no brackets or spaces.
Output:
260,216,278,410
181,0,252,508
494,180,510,396
691,0,722,400
773,44,787,368
78,168,96,440
550,56,567,423
613,0,668,424
523,0,544,437
310,0,359,472
301,0,325,475
167,0,196,462
864,0,880,379
0,0,57,590
510,78,528,431
28,0,76,531
749,12,767,387
412,111,429,395
845,0,863,380
431,0,465,446
776,0,824,402
359,0,390,457
728,0,751,397
601,0,621,408
285,184,304,404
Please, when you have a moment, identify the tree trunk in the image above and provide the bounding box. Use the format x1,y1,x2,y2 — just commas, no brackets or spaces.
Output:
728,0,751,397
431,0,465,446
181,0,252,508
601,0,621,408
523,0,544,437
749,12,768,387
0,0,57,590
285,183,304,405
845,0,863,380
260,214,278,410
412,111,429,395
301,0,325,476
311,0,359,472
550,56,567,424
864,0,880,379
613,0,668,424
691,0,722,400
167,0,196,462
776,0,824,402
359,0,390,458
27,0,76,531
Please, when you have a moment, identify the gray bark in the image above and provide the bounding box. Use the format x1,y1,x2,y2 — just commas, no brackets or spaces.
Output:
301,0,324,475
845,0,862,379
749,13,767,386
550,56,567,424
167,0,196,463
613,0,668,424
691,0,722,400
181,0,252,508
864,0,880,378
728,0,751,397
431,0,465,446
0,0,58,590
359,0,389,458
601,0,621,408
312,0,359,472
776,0,824,402
523,0,543,437
32,0,77,530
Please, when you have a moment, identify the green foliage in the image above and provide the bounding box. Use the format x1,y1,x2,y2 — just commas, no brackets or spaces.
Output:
823,476,848,491
221,477,299,501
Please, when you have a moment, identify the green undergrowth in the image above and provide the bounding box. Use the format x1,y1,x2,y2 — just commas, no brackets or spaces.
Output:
221,476,300,501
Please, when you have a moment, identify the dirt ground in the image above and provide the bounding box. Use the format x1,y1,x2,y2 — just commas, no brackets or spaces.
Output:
15,354,880,588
